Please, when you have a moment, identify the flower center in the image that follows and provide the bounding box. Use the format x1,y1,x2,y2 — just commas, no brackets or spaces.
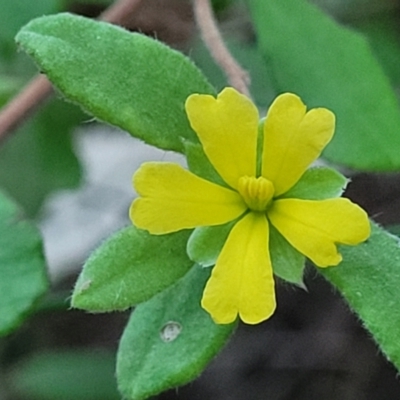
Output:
237,176,275,212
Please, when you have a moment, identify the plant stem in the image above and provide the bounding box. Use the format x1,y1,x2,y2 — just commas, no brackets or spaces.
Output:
0,75,52,145
0,0,144,146
193,0,251,98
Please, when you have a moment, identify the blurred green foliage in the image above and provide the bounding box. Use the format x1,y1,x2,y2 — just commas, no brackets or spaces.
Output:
248,0,400,170
0,0,84,218
0,100,83,216
9,350,120,400
0,191,48,336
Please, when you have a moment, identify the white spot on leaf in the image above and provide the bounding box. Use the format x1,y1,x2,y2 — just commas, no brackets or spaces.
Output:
160,321,182,342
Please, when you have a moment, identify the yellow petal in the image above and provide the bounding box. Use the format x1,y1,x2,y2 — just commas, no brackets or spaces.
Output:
201,212,276,324
130,162,246,234
185,87,259,190
268,198,370,267
262,93,335,196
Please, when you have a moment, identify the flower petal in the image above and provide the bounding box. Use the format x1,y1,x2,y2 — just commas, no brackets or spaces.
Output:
268,198,370,267
185,87,259,189
262,93,335,196
130,162,246,234
201,212,276,324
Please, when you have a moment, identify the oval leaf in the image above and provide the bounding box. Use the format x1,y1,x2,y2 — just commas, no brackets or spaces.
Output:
72,226,193,312
117,265,236,400
16,13,216,153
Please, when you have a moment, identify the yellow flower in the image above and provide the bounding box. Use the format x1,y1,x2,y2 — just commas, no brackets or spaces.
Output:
130,88,370,325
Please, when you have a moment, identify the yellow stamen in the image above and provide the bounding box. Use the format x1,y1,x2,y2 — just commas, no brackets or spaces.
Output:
237,176,275,211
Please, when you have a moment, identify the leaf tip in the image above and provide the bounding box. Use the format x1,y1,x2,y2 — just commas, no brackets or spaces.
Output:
71,279,92,307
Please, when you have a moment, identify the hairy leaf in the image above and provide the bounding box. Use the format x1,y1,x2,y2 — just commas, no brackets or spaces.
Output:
72,226,193,311
117,265,235,400
16,13,215,153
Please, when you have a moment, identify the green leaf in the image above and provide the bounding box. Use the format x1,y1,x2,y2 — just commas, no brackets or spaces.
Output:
184,141,227,187
10,350,119,400
117,265,235,400
0,191,49,336
187,220,236,267
72,226,193,312
248,0,400,171
319,223,400,369
16,13,216,153
269,224,306,286
0,99,83,216
282,166,348,200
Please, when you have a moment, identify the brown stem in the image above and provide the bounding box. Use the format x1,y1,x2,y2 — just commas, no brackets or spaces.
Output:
0,0,143,145
193,0,251,98
99,0,142,26
0,75,52,143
